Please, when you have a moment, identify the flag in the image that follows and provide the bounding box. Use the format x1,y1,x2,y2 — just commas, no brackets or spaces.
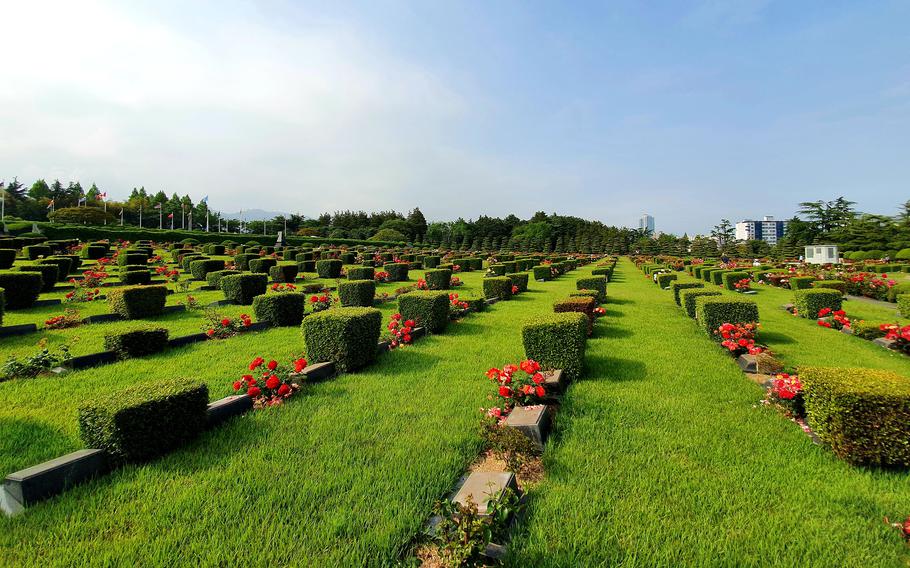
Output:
200,196,209,204
96,192,107,200
77,197,86,205
167,213,174,219
154,202,162,209
47,199,54,209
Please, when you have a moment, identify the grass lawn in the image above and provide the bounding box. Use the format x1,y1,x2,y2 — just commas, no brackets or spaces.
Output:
508,259,910,566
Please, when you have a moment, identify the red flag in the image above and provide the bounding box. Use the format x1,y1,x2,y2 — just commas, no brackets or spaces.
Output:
167,213,174,219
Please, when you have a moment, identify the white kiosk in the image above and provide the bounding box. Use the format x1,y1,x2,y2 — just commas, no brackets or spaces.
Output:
804,244,839,265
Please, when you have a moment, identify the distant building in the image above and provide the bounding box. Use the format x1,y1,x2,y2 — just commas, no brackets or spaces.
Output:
734,216,788,245
639,214,655,233
804,244,839,265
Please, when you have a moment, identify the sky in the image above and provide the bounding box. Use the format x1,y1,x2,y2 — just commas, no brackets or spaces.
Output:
0,0,908,235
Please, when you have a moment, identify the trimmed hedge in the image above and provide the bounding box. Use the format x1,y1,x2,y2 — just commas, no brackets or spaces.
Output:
681,289,722,319
269,263,299,283
181,254,205,272
576,276,607,302
220,273,268,305
253,292,306,326
522,312,588,380
78,378,208,464
789,276,817,290
591,267,612,281
118,252,148,267
802,366,910,466
190,258,226,280
347,266,375,281
0,249,16,269
234,253,256,271
18,264,58,292
24,244,52,260
206,269,240,288
812,280,846,294
298,260,316,273
554,296,597,335
249,257,277,274
338,279,376,307
107,285,168,319
656,273,677,289
120,269,152,286
532,265,550,281
695,296,759,333
0,288,3,324
483,276,512,300
710,270,730,286
398,291,449,333
721,271,750,291
384,262,409,282
425,269,452,290
898,294,910,318
0,271,43,309
671,282,704,306
301,307,382,372
316,259,342,279
39,257,73,281
104,327,170,359
423,255,441,269
793,289,842,319
507,272,529,293
82,244,108,260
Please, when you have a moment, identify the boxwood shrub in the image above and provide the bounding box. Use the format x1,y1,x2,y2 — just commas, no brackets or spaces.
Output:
671,281,704,306
24,244,51,260
220,273,268,305
710,269,730,286
501,261,517,274
104,327,170,359
793,289,842,319
0,271,43,309
681,289,722,319
802,366,910,466
576,276,607,302
0,287,4,324
39,257,73,281
78,378,208,464
555,295,597,332
269,263,299,283
206,269,240,288
467,258,483,271
233,253,257,271
249,257,277,274
695,296,759,333
253,292,306,326
316,259,342,279
384,262,409,282
507,272,529,293
483,276,512,300
301,307,382,372
298,260,316,273
338,279,376,307
120,269,152,285
789,276,817,290
398,291,449,333
721,271,750,291
347,266,375,281
107,284,168,319
295,252,315,262
897,294,910,317
0,249,16,269
181,254,206,272
18,264,58,292
425,268,452,290
521,312,587,380
118,251,148,267
190,259,226,281
532,265,550,281
82,244,108,260
591,267,612,280
700,268,717,282
423,255,441,269
812,280,846,294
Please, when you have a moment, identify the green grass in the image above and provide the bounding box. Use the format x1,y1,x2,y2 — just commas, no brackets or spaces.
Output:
508,259,910,566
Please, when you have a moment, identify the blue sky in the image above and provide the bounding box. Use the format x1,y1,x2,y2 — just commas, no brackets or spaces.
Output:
1,0,908,234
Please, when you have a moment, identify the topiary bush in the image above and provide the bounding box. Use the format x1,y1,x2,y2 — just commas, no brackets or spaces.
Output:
554,296,597,335
671,282,704,306
789,276,817,290
384,262,409,282
812,280,846,294
18,264,58,292
886,282,910,303
522,312,588,380
253,292,306,326
681,289,722,319
206,269,240,288
489,264,506,276
507,272,529,293
104,327,170,359
249,257,277,274
591,267,612,281
78,378,208,464
233,253,256,271
295,252,315,262
483,276,512,300
793,289,842,319
695,296,759,333
898,294,910,318
532,265,550,281
189,259,226,281
39,257,73,281
298,260,316,273
107,285,168,319
0,271,43,309
316,259,342,279
576,276,607,302
220,274,268,305
118,252,148,267
398,291,449,333
425,269,452,290
82,244,108,260
301,307,382,372
721,271,750,291
802,366,910,466
181,254,205,272
338,279,377,307
269,263,299,283
0,249,15,269
423,255,441,269
23,245,51,260
710,270,730,286
347,266,375,281
120,269,151,285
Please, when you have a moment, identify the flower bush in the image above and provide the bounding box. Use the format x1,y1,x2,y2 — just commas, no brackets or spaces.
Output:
203,311,252,339
714,322,764,356
511,284,520,295
846,272,896,300
485,360,547,418
386,313,415,349
374,270,391,283
449,293,469,311
450,276,463,287
308,293,334,312
177,294,200,310
234,356,306,407
880,323,910,354
155,265,180,283
416,278,428,290
270,283,297,293
594,306,606,317
733,278,752,292
817,307,851,330
767,372,805,418
45,308,83,329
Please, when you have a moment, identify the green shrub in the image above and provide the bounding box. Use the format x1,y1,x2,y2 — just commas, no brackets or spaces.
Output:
295,252,315,262
695,297,759,333
656,273,677,289
681,289,722,318
269,263,299,283
591,267,612,281
671,282,704,306
721,271,750,291
0,249,16,269
710,269,730,286
467,258,483,271
104,327,170,359
554,296,596,335
397,291,449,333
571,290,599,302
347,266,375,281
117,251,148,267
206,269,240,288
489,264,506,276
423,255,441,269
337,279,376,307
898,294,910,318
298,260,316,273
316,259,342,279
576,276,607,302
107,285,168,319
789,276,817,290
0,271,43,309
249,257,277,274
253,292,306,326
425,269,452,290
301,307,382,372
220,274,268,305
483,276,512,300
792,289,842,319
120,269,151,285
886,282,910,303
384,262,409,281
0,287,4,324
181,254,205,272
812,280,846,294
189,259,225,280
802,367,910,466
851,320,887,340
78,378,208,464
522,313,587,380
507,272,529,293
233,253,256,271
23,245,51,260
18,264,58,292
532,265,550,281
701,268,717,282
39,256,72,281
81,244,107,260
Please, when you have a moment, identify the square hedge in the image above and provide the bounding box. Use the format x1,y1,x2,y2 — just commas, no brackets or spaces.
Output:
347,266,375,281
507,272,530,293
249,257,277,274
120,269,151,286
233,253,257,271
78,378,208,464
0,271,43,309
423,255,441,269
298,260,316,273
813,280,846,294
793,289,843,319
269,263,299,283
681,289,722,319
483,276,512,300
710,269,730,286
695,296,759,333
789,276,817,290
39,257,72,281
576,276,607,302
899,294,910,318
671,282,704,306
189,258,226,281
655,273,677,289
522,313,588,380
425,269,452,290
338,279,376,307
316,259,343,279
220,273,268,305
253,292,306,326
104,327,170,359
721,271,750,291
398,290,450,333
802,366,910,466
532,265,550,281
301,307,382,372
554,296,597,335
384,262,409,282
107,285,168,319
18,264,58,292
206,269,240,288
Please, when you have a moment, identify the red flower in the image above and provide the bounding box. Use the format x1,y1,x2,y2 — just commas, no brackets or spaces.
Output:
221,318,231,326
277,384,291,396
294,358,308,373
267,360,278,371
310,295,319,303
498,385,511,397
206,329,215,337
265,375,280,389
232,381,242,391
535,386,545,398
247,386,262,398
403,334,412,343
818,307,832,317
486,368,501,380
532,373,544,385
249,357,264,370
520,360,540,374
404,319,416,328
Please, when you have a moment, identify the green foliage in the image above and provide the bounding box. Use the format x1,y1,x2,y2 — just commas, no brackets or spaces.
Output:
681,289,722,318
316,259,342,279
120,269,151,285
220,274,268,305
233,253,256,271
522,312,588,380
0,249,16,269
301,307,382,372
886,281,910,303
104,327,170,359
483,276,511,300
206,269,240,288
507,272,529,293
532,265,550,281
39,256,73,281
695,296,759,333
17,264,58,292
789,276,817,290
802,367,910,466
118,251,148,267
850,320,887,340
898,294,910,318
253,292,306,326
78,378,208,464
0,271,43,309
368,228,406,242
793,289,843,318
554,296,596,335
671,282,704,306
397,291,449,333
812,280,846,294
190,259,225,280
269,263,299,283
423,255,441,269
710,269,729,286
1,343,71,381
347,266,375,281
24,244,52,260
576,276,606,302
432,487,518,568
107,284,168,319
383,262,409,281
425,268,452,290
249,257,277,274
656,273,677,289
338,279,377,307
721,271,749,291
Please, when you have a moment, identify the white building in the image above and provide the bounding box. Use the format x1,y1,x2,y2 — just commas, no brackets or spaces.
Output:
734,216,788,245
804,245,839,265
639,214,655,233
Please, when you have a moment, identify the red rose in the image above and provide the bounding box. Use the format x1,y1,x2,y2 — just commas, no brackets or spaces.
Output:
405,320,416,328
277,384,291,396
232,381,242,390
535,386,545,398
294,358,307,373
532,373,544,385
247,386,261,398
403,334,412,343
310,295,319,303
267,360,278,371
206,329,215,337
249,357,264,370
266,375,280,389
221,318,231,326
486,368,500,380
498,386,511,397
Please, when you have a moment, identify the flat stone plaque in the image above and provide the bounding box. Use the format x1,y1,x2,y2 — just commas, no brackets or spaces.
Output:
207,395,253,427
737,354,757,373
0,324,38,338
542,369,565,392
451,471,517,515
2,449,108,516
504,405,549,447
302,362,336,381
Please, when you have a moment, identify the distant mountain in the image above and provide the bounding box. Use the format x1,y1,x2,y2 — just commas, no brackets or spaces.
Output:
219,209,289,221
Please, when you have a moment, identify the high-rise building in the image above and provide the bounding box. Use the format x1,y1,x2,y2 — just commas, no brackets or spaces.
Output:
639,214,655,233
734,216,788,245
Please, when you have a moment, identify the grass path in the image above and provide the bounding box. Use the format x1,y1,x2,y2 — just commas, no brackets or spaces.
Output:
0,267,591,566
508,259,910,567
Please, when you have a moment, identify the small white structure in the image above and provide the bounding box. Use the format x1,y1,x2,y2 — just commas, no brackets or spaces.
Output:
804,244,839,265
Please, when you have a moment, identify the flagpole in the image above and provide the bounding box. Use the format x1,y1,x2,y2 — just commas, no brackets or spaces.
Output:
139,204,142,228
159,207,162,230
206,207,209,232
103,199,107,225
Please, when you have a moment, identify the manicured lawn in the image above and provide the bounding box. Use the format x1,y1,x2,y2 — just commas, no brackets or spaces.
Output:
508,259,910,566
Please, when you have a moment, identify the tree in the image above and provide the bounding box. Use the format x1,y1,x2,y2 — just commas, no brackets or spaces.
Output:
407,207,428,239
370,228,406,242
710,219,735,249
48,206,114,225
28,179,50,200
